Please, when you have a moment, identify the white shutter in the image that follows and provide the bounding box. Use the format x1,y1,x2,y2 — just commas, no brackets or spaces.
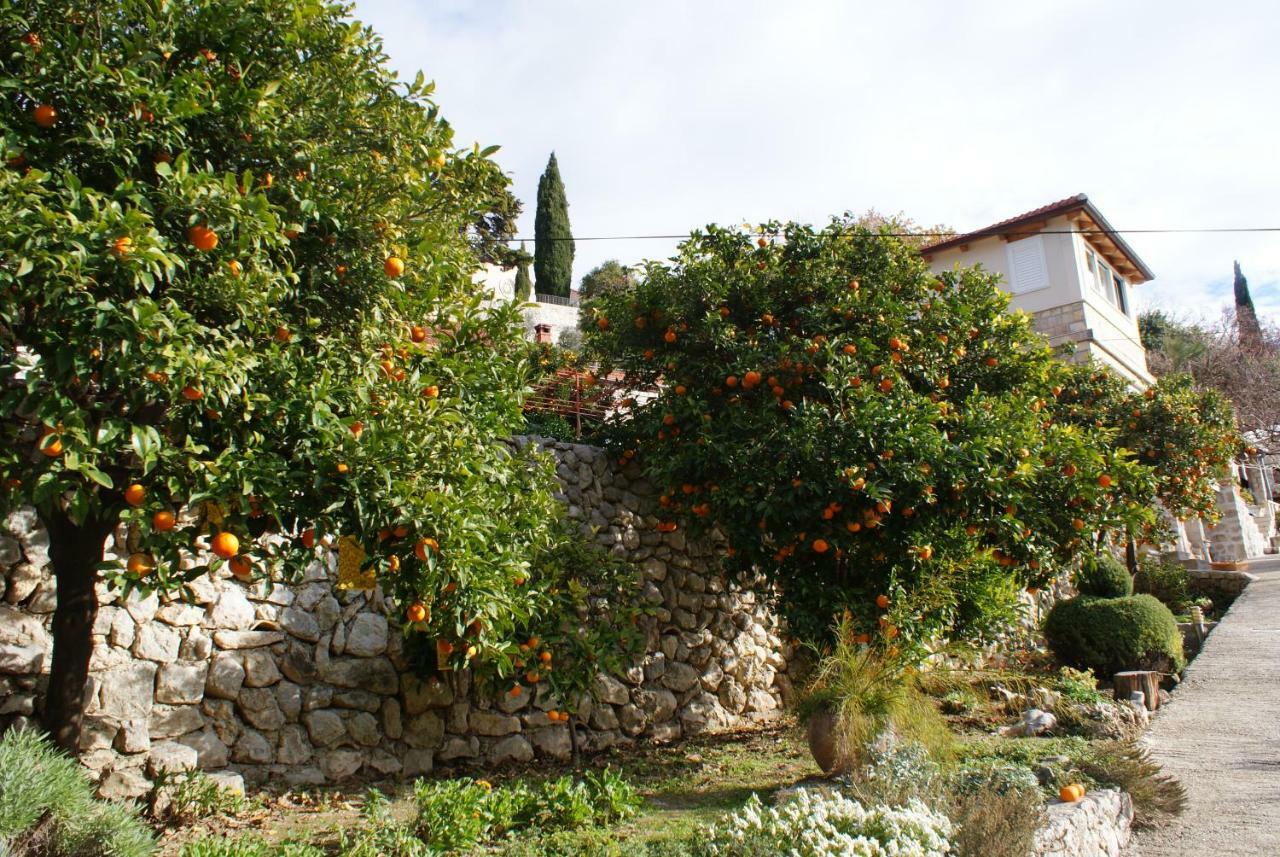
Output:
1006,236,1049,294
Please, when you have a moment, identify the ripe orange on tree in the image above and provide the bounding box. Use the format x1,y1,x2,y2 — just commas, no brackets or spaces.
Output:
211,532,240,559
406,602,428,623
123,483,146,507
126,552,155,576
187,225,218,251
414,537,438,560
32,104,57,128
383,255,405,277
229,555,252,578
152,510,176,532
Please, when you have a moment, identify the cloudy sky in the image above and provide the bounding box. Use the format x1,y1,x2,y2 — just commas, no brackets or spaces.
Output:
356,0,1278,322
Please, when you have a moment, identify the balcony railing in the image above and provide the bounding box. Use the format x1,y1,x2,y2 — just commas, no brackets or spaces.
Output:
534,292,579,307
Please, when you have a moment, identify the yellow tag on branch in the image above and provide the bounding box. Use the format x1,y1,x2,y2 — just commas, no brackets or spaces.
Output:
337,535,375,591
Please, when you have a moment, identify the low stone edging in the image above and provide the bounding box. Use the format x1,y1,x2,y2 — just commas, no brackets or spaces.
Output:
1034,788,1133,857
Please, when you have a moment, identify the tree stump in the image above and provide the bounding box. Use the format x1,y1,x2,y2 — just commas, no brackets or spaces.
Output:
1114,670,1161,711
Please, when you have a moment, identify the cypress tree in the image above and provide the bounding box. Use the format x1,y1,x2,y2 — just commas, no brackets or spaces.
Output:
534,152,574,297
514,257,533,302
1234,260,1263,351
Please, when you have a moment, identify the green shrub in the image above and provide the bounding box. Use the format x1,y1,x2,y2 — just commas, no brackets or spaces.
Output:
522,410,580,442
1051,666,1105,706
0,728,155,857
413,771,641,853
948,759,1040,798
179,838,324,857
151,769,247,824
413,778,490,853
1044,594,1185,679
1134,557,1192,612
1074,554,1133,598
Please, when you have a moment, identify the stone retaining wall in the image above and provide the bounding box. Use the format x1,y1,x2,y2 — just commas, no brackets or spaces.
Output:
1187,567,1254,600
1034,788,1133,857
0,438,790,797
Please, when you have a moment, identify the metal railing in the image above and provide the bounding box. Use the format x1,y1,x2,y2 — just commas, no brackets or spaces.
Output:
534,292,579,307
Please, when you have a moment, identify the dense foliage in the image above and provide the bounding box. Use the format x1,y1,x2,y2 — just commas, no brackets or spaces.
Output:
0,0,561,744
1043,594,1185,679
582,220,1153,646
1133,556,1192,614
533,152,573,297
579,260,633,300
1050,367,1240,525
513,525,647,725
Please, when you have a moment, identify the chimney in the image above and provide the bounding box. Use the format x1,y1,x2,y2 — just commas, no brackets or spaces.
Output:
534,324,552,344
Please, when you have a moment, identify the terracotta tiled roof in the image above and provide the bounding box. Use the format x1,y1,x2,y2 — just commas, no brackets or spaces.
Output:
920,194,1088,254
921,193,1154,282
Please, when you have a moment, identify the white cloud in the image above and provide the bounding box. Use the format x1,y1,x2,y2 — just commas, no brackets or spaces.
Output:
355,0,1280,321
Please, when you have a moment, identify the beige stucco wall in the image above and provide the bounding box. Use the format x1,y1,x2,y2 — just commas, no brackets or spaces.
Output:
473,265,582,344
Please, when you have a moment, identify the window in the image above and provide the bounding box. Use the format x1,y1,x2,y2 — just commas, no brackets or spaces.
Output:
1083,245,1129,315
1006,235,1049,294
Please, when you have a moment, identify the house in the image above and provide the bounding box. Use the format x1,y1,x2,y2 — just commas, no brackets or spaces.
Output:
474,265,582,344
921,194,1154,388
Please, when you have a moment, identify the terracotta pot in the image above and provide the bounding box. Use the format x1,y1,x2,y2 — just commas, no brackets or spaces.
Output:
806,708,847,775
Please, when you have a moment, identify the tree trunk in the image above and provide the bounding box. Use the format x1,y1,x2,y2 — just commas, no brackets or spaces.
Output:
1113,670,1161,711
42,507,113,753
568,713,580,769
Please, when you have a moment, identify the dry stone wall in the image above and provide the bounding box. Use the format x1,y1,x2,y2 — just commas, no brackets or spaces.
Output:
0,438,789,797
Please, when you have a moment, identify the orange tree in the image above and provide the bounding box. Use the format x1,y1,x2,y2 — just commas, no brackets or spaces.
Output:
0,0,562,750
1049,366,1241,538
582,220,1154,648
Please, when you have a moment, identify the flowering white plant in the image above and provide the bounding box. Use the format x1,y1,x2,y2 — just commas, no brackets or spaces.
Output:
704,788,952,857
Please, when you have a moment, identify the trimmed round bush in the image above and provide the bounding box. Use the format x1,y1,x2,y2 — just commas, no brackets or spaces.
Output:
1044,594,1185,679
1074,554,1134,598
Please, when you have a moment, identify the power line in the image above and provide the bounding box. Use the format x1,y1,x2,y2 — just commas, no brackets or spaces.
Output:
506,226,1280,243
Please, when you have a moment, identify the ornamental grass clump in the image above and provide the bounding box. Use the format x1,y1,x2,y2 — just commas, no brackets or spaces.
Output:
799,615,953,774
0,728,155,857
704,789,952,857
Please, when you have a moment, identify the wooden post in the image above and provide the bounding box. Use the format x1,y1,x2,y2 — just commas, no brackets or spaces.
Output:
1113,670,1161,711
573,372,582,439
